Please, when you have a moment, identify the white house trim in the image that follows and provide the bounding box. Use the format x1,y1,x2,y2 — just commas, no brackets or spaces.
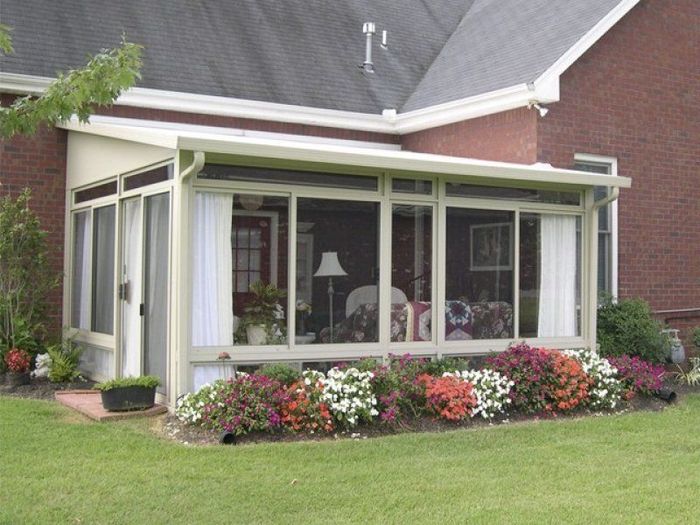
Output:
58,117,632,190
574,153,620,298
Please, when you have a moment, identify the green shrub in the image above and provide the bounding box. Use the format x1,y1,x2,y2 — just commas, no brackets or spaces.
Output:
256,363,300,386
423,356,470,376
46,337,83,383
692,327,700,351
597,297,670,363
95,375,160,391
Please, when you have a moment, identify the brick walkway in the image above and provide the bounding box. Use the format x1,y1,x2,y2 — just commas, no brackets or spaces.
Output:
55,390,167,421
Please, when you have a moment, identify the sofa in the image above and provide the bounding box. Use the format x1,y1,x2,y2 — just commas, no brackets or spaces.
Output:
319,300,513,343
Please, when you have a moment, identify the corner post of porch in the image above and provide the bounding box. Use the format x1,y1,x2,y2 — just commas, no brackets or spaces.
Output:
584,188,599,351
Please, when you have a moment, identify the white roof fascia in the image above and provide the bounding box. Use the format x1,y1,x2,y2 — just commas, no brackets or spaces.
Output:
534,0,641,92
58,118,631,189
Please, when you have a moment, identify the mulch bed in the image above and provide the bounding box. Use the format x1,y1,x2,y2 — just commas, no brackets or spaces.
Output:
3,372,698,447
0,374,96,400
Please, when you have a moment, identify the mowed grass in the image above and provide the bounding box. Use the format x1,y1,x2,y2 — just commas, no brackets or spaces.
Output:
2,396,700,525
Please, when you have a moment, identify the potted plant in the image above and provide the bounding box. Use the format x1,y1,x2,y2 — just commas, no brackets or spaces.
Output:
95,375,160,411
4,348,32,386
241,281,286,345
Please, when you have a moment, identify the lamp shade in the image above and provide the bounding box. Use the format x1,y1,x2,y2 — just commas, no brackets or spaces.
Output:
314,252,347,277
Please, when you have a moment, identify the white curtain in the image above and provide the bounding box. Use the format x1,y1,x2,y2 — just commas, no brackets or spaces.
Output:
538,215,577,337
122,200,142,377
193,364,233,391
192,193,234,346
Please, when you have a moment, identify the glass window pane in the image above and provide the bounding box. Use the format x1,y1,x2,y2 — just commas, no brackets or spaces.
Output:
75,180,117,204
391,205,432,342
296,198,379,344
123,164,173,191
445,208,514,340
519,213,582,338
446,183,580,205
392,178,432,195
91,205,116,334
232,195,289,346
200,164,378,191
71,211,92,329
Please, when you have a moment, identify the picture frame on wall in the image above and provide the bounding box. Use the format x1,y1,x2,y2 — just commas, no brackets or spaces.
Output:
470,222,513,271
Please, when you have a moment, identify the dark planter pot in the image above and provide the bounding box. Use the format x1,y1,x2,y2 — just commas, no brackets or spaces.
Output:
100,385,156,412
6,371,30,386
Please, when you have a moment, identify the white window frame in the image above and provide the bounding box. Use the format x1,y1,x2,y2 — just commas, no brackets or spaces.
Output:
574,154,619,298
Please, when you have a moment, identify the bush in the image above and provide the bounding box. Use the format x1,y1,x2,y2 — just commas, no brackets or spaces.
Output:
46,337,83,383
306,368,378,429
448,369,513,419
692,327,700,351
280,380,334,433
563,348,624,410
256,363,300,386
4,348,31,373
607,355,664,397
0,190,57,368
371,354,429,423
486,342,590,414
418,374,476,421
597,297,670,363
422,356,470,376
175,374,288,435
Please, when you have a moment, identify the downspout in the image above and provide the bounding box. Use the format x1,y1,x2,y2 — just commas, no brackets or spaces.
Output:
180,151,205,181
592,186,619,210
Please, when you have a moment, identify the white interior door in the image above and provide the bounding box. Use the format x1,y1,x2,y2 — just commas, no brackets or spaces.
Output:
121,198,143,377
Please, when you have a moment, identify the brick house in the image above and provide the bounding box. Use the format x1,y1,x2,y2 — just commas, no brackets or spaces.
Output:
0,0,697,406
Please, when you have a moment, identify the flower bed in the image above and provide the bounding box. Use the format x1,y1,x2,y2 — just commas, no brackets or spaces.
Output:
175,345,668,441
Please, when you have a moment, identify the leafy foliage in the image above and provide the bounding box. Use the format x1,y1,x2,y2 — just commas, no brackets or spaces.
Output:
256,362,300,386
597,297,670,363
4,348,31,374
563,348,624,410
46,337,83,383
418,374,476,421
0,190,56,369
280,380,334,433
422,356,470,376
692,326,700,350
607,355,664,397
672,357,700,387
95,375,161,392
0,32,142,138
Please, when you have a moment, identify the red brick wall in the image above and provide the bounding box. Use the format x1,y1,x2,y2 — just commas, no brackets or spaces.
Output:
401,107,538,164
0,112,67,337
536,0,700,336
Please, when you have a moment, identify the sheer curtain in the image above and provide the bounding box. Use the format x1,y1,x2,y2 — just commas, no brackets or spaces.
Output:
538,215,577,337
192,192,234,346
92,206,116,334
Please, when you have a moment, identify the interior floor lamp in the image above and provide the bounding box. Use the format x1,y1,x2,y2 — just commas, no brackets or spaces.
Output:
314,252,347,342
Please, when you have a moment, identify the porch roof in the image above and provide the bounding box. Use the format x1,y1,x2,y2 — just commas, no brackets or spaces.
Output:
60,117,631,189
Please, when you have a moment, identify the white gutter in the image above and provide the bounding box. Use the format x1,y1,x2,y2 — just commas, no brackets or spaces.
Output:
180,151,205,181
0,72,548,135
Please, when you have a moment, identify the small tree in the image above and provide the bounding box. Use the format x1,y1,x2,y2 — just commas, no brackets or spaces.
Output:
0,25,142,138
0,189,57,364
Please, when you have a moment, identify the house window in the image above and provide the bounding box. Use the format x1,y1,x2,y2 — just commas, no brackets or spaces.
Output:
71,210,92,330
519,213,582,338
445,208,515,340
391,204,433,342
295,198,380,345
574,156,617,297
91,205,116,334
191,192,289,347
70,206,116,334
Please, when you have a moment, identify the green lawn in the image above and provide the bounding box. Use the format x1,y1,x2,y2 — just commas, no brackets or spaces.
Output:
2,396,699,524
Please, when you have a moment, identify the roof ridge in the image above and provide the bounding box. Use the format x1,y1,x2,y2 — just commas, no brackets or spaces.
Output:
394,1,478,112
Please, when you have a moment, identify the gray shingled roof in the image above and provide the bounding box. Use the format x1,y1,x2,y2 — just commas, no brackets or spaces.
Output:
0,0,625,114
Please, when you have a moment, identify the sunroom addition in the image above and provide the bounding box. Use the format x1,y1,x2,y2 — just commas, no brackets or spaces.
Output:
61,117,630,405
